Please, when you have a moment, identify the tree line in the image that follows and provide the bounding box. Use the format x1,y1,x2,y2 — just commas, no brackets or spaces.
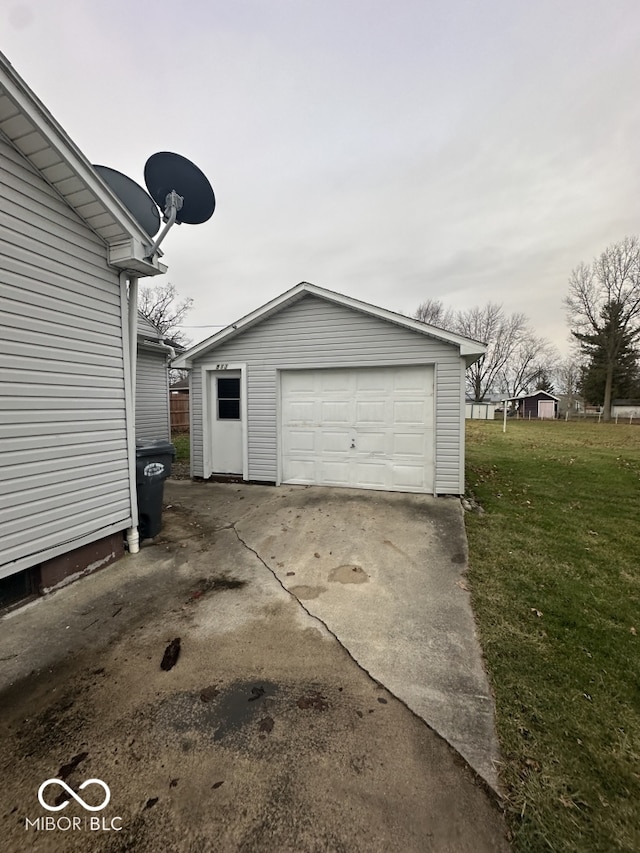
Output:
415,235,640,421
139,239,640,423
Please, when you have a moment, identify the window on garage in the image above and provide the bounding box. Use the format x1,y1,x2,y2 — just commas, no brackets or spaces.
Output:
217,377,240,420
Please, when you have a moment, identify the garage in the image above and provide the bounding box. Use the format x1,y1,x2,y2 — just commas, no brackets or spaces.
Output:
281,366,434,492
173,282,486,496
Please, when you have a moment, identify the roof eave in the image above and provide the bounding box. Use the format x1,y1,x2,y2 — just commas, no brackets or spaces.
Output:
173,282,488,368
0,51,164,278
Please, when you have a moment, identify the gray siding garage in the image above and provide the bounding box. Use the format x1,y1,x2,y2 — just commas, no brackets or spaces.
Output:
174,283,485,495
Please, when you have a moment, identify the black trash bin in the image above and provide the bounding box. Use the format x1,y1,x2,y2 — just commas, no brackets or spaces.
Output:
135,440,175,540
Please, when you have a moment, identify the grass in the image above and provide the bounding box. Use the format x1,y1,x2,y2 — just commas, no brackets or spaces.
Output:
464,420,640,853
171,432,190,463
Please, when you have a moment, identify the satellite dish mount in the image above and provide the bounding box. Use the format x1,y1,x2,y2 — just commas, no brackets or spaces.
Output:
143,152,215,260
148,190,184,257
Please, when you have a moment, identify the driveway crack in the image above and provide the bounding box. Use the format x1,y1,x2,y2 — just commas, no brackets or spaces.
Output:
229,523,367,654
229,521,502,802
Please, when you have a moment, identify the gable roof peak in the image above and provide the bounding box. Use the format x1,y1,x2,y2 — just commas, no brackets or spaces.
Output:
173,282,486,368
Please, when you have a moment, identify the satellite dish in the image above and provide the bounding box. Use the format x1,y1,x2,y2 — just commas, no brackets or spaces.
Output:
144,152,215,225
93,165,161,237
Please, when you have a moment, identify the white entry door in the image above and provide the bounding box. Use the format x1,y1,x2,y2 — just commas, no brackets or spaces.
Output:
208,371,243,474
281,366,434,493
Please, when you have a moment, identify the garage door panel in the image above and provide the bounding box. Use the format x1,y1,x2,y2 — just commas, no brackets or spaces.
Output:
319,460,351,485
285,372,318,393
393,433,426,456
286,429,316,453
319,431,351,452
394,368,433,392
281,367,434,493
287,400,316,423
393,400,428,424
357,431,387,454
355,401,387,423
356,370,388,391
320,371,351,392
286,459,316,481
353,461,388,488
320,401,350,423
391,465,426,489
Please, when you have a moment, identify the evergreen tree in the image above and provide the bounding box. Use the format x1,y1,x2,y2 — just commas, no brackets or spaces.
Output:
565,236,640,420
529,368,555,393
575,301,640,405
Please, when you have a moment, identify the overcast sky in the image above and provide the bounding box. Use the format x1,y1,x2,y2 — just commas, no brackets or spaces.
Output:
4,0,640,354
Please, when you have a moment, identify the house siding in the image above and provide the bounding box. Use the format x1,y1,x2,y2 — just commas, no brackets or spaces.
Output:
135,347,170,442
0,135,132,579
190,294,465,494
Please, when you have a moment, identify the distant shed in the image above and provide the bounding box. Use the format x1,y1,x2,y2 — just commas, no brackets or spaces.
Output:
611,400,640,420
507,390,558,419
465,401,496,420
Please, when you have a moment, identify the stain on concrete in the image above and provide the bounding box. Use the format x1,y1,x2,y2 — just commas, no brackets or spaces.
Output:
328,564,368,584
289,584,327,600
160,637,181,671
189,574,246,600
155,681,279,744
382,538,411,559
297,690,329,711
200,685,220,702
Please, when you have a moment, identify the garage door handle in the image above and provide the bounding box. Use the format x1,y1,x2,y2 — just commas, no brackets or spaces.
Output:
350,439,356,449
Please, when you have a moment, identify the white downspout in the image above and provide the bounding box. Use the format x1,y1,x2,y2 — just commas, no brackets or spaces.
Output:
123,273,140,553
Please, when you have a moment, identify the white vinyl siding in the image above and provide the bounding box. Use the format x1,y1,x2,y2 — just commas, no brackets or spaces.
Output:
0,136,132,579
190,294,465,494
136,347,170,442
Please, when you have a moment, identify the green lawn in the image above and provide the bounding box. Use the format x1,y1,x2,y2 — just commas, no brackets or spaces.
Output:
465,420,640,852
171,432,190,463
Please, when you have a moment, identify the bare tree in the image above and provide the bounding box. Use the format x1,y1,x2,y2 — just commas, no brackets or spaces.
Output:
414,300,541,401
498,334,557,398
565,236,640,420
414,299,455,329
452,304,529,401
138,282,194,349
554,357,582,408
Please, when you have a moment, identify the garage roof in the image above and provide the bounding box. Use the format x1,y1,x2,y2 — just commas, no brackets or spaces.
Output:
173,282,487,368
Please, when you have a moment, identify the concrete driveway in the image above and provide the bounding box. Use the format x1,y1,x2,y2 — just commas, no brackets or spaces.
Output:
0,480,508,853
221,483,500,789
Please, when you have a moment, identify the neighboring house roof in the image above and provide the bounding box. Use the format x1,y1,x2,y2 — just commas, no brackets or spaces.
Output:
0,51,165,278
137,312,163,341
502,390,560,402
136,312,174,358
612,399,640,406
173,282,487,369
170,377,190,391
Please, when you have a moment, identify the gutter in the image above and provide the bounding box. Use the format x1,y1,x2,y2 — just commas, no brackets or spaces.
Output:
124,274,140,554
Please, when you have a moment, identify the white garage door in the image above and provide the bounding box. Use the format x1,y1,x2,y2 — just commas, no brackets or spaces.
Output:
281,366,434,493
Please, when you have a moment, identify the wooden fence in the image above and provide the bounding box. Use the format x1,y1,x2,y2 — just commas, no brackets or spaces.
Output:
170,394,190,433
